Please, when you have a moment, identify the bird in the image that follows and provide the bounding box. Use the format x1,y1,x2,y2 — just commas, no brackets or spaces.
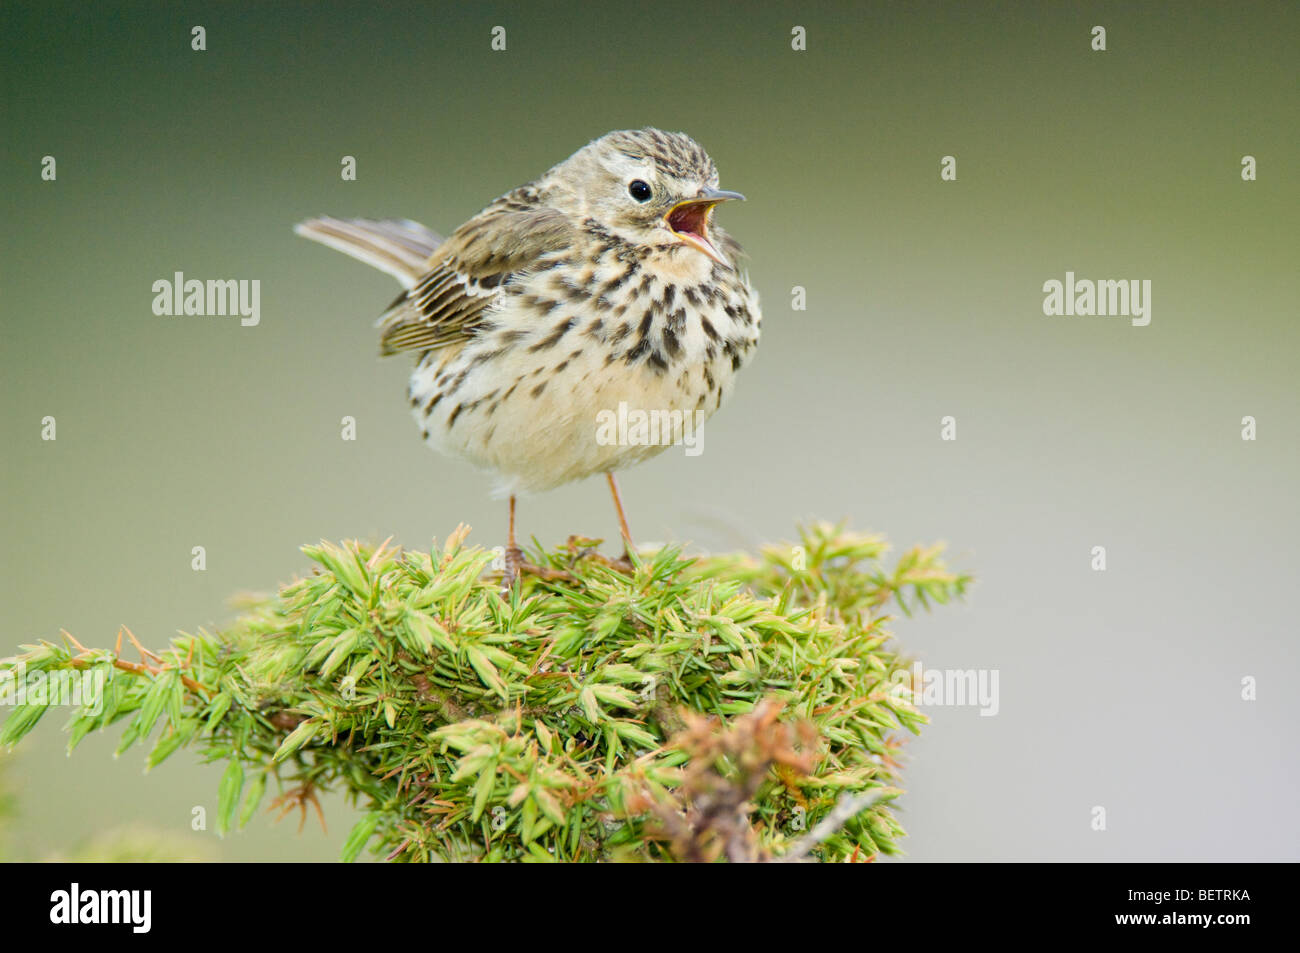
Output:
296,128,761,586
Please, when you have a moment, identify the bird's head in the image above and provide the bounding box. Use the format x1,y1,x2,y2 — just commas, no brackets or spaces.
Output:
546,128,744,267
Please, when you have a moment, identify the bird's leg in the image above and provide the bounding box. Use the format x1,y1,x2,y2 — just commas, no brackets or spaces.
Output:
501,494,571,590
606,472,636,570
502,494,525,590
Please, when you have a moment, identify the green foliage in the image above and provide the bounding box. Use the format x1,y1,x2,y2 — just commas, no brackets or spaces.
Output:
0,523,969,862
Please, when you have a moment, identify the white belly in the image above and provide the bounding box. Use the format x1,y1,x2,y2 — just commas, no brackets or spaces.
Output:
407,262,759,495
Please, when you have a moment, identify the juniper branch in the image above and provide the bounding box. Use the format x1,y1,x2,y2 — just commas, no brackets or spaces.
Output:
774,789,889,863
1,522,969,863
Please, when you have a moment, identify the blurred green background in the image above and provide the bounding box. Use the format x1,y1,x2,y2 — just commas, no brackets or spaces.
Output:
2,0,1296,861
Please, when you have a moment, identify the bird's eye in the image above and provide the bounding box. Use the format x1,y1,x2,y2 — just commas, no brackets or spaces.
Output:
628,179,652,202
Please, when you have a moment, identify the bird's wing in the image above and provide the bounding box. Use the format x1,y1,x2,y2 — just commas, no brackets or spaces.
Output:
294,217,444,289
377,202,575,356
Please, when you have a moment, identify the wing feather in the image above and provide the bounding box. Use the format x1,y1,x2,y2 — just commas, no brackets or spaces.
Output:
377,200,574,356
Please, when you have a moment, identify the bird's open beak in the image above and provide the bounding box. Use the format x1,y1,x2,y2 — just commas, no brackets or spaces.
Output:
666,188,745,266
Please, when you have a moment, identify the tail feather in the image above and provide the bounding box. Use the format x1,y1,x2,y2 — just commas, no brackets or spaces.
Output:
294,216,443,288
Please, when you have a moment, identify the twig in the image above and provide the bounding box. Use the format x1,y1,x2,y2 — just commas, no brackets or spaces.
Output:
774,789,886,863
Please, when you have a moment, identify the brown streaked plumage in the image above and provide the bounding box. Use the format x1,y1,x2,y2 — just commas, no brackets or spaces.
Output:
296,128,761,585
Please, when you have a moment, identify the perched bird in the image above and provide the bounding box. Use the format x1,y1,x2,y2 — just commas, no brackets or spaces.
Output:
296,128,761,584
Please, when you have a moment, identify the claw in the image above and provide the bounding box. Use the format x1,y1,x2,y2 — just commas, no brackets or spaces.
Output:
585,550,636,574
562,537,635,575
500,546,572,592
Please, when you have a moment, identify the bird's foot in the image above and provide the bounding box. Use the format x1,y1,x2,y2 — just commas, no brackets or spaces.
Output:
564,536,636,575
501,545,572,592
602,551,637,574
